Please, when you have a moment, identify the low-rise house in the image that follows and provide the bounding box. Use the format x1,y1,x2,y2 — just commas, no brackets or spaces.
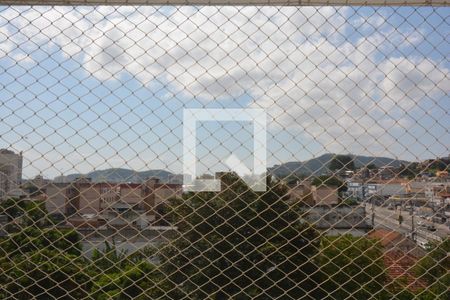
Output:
302,205,371,236
376,166,397,180
436,170,448,179
311,185,339,206
346,180,365,200
286,181,315,206
368,229,426,292
287,180,339,206
101,201,151,228
366,180,406,198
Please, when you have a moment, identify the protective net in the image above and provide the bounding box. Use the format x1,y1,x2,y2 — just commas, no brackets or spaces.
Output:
0,4,449,300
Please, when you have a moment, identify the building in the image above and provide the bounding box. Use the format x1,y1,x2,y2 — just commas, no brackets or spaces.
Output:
64,177,182,228
366,180,406,198
425,183,450,205
44,182,70,217
311,185,339,206
167,174,184,184
368,229,426,292
286,180,339,206
376,166,397,180
347,181,365,200
0,149,23,198
302,205,372,236
436,170,449,179
286,181,315,206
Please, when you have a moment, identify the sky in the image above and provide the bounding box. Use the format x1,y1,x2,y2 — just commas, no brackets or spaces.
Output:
0,6,449,179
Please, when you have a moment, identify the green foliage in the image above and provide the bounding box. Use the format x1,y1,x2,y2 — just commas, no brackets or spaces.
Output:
0,198,26,219
312,175,341,187
366,163,377,170
21,182,42,196
317,235,387,299
89,242,171,300
160,173,321,299
426,159,448,172
414,238,450,300
0,227,82,257
91,241,128,274
91,260,168,300
283,173,308,185
0,196,170,300
22,200,48,226
0,249,91,300
1,178,447,300
312,175,347,194
329,155,355,172
398,163,419,179
340,197,358,206
126,245,158,263
0,198,51,227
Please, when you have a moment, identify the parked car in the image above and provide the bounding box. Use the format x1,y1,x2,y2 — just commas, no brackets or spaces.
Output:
426,224,437,232
417,240,429,249
432,216,446,224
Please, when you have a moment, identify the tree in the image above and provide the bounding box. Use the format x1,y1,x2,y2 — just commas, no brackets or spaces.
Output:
160,173,321,299
0,198,53,228
0,227,82,257
398,163,419,179
366,163,377,170
0,249,91,299
91,260,169,300
329,155,355,172
414,238,449,300
317,235,387,299
21,200,49,226
312,175,347,194
89,242,172,300
0,198,26,219
398,214,404,226
90,241,128,274
0,197,87,299
283,173,307,185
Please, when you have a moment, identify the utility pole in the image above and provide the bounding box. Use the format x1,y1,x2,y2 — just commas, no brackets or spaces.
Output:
371,197,375,227
410,203,416,241
398,207,403,227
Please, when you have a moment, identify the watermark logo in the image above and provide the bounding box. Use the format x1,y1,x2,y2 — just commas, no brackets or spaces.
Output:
183,108,267,192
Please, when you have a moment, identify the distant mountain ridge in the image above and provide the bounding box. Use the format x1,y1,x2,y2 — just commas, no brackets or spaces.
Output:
53,154,410,182
54,168,176,183
268,153,410,178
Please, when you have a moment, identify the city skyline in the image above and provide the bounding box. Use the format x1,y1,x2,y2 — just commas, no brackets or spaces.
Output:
3,147,448,181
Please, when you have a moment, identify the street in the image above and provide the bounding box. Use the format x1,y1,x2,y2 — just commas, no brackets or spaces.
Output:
365,204,449,244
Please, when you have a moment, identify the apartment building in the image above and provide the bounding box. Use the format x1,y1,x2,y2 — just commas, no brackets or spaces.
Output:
0,149,23,198
65,178,182,220
287,180,339,206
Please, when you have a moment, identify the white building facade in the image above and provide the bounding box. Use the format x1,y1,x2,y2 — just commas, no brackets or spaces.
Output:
0,149,23,198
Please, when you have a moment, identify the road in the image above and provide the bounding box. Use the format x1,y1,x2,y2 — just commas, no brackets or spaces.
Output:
365,204,449,243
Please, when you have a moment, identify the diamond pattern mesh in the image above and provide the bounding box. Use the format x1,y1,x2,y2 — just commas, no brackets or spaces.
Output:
0,5,449,300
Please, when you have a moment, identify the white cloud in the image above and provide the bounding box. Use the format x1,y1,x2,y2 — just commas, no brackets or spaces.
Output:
1,6,449,160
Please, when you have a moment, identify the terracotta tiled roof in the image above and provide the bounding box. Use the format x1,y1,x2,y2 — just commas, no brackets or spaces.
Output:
384,250,427,292
368,229,427,292
368,229,402,246
366,179,408,184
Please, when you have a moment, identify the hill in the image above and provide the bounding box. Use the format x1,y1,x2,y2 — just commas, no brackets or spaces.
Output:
268,153,410,178
52,154,411,183
53,168,176,183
